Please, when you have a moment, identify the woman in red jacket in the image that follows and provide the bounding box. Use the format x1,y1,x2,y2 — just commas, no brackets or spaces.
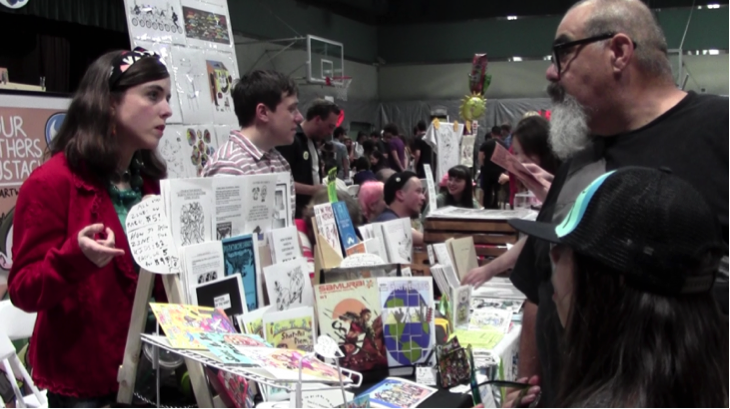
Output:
7,48,171,407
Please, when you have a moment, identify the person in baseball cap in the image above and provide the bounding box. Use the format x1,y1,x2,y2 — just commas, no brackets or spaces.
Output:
508,166,727,407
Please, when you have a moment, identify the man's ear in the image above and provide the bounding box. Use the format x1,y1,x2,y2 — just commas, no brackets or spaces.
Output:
255,103,269,124
395,189,405,203
609,34,634,73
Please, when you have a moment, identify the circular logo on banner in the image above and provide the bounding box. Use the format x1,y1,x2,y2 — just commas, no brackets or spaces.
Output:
45,113,66,147
0,0,30,9
303,151,309,160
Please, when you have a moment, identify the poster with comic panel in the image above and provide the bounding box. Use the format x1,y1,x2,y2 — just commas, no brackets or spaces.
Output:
180,0,234,51
170,45,215,124
133,40,184,124
159,125,196,179
123,0,187,45
204,49,239,125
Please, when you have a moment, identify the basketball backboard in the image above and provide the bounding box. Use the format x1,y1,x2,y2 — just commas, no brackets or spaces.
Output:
307,35,344,84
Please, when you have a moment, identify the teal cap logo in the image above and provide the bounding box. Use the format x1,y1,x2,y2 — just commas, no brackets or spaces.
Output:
555,171,615,238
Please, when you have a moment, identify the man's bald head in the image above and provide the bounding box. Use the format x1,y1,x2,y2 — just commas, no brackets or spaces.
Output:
569,0,672,79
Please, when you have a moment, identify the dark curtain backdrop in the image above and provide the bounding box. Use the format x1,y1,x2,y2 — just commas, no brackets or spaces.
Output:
0,0,127,32
0,9,129,93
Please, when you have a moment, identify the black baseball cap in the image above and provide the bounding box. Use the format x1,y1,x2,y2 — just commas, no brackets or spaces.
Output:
509,167,723,295
384,171,419,205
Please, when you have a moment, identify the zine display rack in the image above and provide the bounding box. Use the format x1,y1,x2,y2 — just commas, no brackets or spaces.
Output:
118,269,363,408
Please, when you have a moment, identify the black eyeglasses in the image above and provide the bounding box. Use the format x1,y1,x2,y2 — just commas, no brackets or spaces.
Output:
552,32,638,76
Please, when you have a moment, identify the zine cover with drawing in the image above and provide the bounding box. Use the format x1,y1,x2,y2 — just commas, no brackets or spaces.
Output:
378,277,436,368
273,172,293,228
268,226,302,264
213,177,245,239
333,201,358,252
158,125,194,178
380,218,413,264
360,377,437,408
313,203,343,258
221,234,258,312
168,178,214,248
242,173,278,234
149,303,236,350
237,306,270,339
263,258,314,312
237,347,344,383
192,332,270,365
452,285,473,329
314,278,388,372
263,306,316,352
195,274,246,317
186,125,218,176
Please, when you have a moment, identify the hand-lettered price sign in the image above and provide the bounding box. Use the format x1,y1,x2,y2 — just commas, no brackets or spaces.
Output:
125,196,179,274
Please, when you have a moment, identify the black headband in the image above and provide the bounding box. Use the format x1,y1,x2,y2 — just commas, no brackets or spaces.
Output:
108,47,165,89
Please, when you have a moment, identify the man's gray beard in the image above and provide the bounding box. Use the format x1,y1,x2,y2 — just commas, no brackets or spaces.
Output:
549,95,591,161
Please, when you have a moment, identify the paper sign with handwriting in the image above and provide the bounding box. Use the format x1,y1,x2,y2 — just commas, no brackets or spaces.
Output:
126,196,178,274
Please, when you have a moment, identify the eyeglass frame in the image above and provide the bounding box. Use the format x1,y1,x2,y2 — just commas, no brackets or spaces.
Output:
552,32,638,76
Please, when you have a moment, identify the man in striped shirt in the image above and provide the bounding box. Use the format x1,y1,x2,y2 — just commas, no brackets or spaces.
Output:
202,70,303,220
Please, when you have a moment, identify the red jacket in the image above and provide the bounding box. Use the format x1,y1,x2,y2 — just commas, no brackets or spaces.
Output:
8,152,164,398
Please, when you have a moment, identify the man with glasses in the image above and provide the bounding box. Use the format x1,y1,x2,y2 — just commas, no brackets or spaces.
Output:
509,0,728,405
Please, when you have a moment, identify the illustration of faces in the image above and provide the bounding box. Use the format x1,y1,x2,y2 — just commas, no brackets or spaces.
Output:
186,127,216,175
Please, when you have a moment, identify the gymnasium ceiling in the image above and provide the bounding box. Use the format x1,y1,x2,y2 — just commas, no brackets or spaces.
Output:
295,0,727,25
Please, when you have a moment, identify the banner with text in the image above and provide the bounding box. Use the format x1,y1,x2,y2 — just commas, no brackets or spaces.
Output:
0,92,70,292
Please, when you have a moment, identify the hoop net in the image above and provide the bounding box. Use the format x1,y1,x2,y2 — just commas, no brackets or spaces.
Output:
326,76,352,101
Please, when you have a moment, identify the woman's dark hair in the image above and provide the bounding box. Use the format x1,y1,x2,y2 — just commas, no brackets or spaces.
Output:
557,251,728,407
513,116,560,175
50,50,169,183
444,165,475,208
354,156,370,171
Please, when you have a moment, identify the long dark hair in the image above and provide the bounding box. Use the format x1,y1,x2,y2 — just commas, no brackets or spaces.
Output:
50,50,168,184
513,116,560,175
444,165,475,208
557,251,728,407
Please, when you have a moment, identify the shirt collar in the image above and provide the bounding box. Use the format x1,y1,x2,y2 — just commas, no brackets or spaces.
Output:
230,130,270,161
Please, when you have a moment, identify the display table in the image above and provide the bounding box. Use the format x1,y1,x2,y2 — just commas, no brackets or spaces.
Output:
424,208,536,265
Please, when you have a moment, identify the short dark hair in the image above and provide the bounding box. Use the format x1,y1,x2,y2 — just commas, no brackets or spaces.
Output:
306,99,341,121
382,123,399,136
354,156,370,171
51,50,169,183
333,126,347,138
513,116,561,175
369,131,380,138
491,126,502,135
501,124,512,133
384,171,418,205
356,131,368,141
232,70,298,127
417,120,427,132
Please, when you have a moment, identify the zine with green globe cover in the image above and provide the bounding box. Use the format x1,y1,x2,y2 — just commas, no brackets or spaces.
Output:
378,277,436,367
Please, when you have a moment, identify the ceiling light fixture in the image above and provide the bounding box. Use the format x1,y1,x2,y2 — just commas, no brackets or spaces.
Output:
707,4,720,8
507,15,518,20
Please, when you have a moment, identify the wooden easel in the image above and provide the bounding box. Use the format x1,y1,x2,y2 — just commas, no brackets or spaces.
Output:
116,270,214,408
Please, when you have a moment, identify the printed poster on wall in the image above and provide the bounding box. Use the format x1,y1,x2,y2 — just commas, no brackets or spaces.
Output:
123,0,187,45
0,92,70,297
180,0,234,51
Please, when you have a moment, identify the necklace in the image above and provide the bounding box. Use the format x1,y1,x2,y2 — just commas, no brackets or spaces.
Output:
109,156,144,208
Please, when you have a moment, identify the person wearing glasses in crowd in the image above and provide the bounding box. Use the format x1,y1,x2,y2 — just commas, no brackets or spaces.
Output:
471,0,728,406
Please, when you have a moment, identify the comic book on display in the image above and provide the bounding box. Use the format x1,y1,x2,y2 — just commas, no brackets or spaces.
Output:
314,278,388,372
378,277,436,368
360,377,437,408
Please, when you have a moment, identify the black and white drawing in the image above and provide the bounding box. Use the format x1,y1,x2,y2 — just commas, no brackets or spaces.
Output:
171,46,214,124
197,270,218,284
125,0,187,45
216,221,232,240
180,202,205,245
273,267,305,310
158,126,189,178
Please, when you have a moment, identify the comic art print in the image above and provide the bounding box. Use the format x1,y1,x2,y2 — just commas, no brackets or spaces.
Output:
363,377,437,408
149,303,235,350
192,332,270,365
263,307,315,352
378,277,436,367
315,278,387,372
238,347,344,383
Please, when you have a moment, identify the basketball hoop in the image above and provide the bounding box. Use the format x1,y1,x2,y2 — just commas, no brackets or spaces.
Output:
326,76,352,101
